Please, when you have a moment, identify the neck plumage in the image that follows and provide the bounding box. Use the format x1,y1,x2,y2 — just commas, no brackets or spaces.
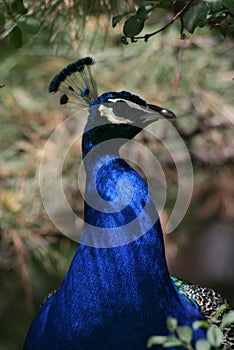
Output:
75,140,186,321
81,135,170,272
55,128,205,349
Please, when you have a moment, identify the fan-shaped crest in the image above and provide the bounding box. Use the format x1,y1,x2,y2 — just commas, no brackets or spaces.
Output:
48,57,98,108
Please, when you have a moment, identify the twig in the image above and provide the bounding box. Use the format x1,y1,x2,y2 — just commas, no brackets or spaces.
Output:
127,0,195,42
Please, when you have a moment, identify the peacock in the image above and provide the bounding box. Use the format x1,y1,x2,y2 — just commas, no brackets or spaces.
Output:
24,57,233,350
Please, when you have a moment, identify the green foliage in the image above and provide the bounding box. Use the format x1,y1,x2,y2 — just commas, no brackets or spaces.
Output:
17,15,40,35
147,305,234,349
220,311,234,329
113,0,234,42
0,1,39,48
11,0,27,15
0,0,133,51
1,1,233,51
177,325,193,344
10,26,22,48
167,316,178,332
195,339,210,350
183,0,234,35
206,325,223,348
183,2,210,33
123,4,156,37
223,0,234,14
193,321,210,331
0,13,6,26
112,11,133,28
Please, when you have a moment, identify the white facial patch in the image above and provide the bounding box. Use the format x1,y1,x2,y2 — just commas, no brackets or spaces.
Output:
98,103,133,124
98,98,165,125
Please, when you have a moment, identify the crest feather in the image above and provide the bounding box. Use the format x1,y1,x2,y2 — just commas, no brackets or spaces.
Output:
48,57,98,108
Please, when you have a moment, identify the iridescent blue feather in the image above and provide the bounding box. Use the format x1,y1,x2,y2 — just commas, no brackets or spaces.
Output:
24,57,233,350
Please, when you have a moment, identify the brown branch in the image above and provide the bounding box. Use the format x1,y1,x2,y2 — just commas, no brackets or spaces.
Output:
128,0,195,42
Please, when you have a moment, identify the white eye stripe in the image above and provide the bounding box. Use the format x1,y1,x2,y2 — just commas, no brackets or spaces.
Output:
107,98,123,103
108,99,144,112
98,104,133,124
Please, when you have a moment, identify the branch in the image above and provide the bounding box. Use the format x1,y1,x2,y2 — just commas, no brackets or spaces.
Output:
125,0,195,43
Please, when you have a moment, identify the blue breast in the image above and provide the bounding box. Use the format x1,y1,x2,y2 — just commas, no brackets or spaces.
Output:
24,150,206,350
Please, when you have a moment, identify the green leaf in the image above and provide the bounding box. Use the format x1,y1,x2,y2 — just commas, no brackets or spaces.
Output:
122,4,156,37
112,12,133,28
0,13,5,27
223,0,234,14
193,320,210,330
225,23,234,35
166,317,178,332
12,0,28,15
207,325,223,347
136,5,155,21
147,335,167,347
195,338,211,350
177,325,193,343
206,0,223,13
157,1,173,10
220,310,234,329
17,15,40,35
10,26,22,48
123,15,144,37
210,303,229,323
183,3,209,33
163,335,183,347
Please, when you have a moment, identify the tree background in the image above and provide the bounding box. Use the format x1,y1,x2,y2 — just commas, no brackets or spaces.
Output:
0,1,233,349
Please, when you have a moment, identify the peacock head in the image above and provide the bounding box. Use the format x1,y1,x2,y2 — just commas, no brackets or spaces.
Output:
49,57,176,155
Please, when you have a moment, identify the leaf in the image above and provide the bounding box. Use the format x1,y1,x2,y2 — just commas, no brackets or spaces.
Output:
177,325,193,343
210,303,229,323
136,5,155,21
17,15,40,35
163,335,183,347
166,317,178,332
183,3,209,33
195,338,211,350
220,17,234,37
0,13,6,27
207,325,223,347
220,310,234,329
123,15,144,37
112,12,133,28
193,320,210,330
223,0,234,14
206,0,223,13
157,1,173,10
12,0,28,15
10,26,22,48
123,4,155,37
147,335,167,347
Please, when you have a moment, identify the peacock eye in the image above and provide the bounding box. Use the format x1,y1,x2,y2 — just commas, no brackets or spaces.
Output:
112,100,131,118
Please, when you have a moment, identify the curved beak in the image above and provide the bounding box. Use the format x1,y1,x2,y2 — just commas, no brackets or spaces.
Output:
147,103,177,120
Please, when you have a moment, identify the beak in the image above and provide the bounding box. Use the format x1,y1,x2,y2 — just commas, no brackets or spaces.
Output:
147,104,176,120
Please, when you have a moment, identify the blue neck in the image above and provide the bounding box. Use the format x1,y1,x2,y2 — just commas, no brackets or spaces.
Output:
78,144,177,307
25,133,206,350
64,146,205,347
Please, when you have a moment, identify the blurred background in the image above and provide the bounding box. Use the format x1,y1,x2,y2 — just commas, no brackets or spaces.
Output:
0,1,233,349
